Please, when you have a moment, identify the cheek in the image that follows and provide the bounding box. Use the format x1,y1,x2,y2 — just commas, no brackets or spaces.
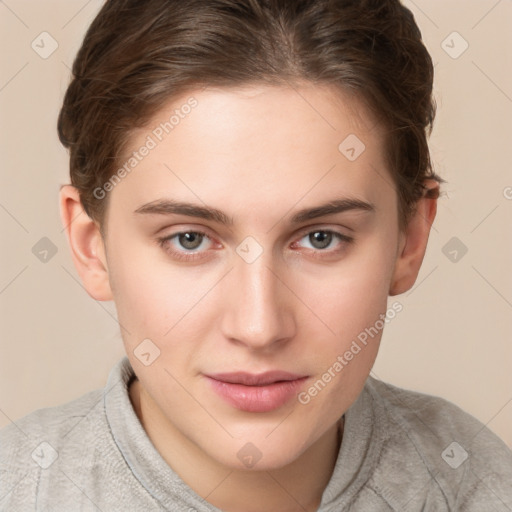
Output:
108,216,398,353
294,255,394,427
106,237,190,340
114,272,206,337
297,236,397,336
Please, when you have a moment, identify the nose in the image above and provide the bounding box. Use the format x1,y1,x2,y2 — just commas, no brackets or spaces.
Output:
219,251,295,352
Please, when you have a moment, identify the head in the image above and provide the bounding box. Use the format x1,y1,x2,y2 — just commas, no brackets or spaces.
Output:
58,0,441,471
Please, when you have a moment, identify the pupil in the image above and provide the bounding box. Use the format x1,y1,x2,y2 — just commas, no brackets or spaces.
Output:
310,231,331,249
180,232,202,250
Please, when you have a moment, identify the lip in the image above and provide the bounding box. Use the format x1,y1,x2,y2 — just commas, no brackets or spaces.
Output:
207,371,306,386
205,371,309,413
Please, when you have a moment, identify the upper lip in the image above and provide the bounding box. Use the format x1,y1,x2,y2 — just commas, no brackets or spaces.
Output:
206,371,307,386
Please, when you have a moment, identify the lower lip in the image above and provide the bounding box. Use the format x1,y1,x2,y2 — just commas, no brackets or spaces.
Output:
206,376,308,413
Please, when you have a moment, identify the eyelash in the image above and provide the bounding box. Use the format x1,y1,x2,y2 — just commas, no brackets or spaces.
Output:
156,228,354,262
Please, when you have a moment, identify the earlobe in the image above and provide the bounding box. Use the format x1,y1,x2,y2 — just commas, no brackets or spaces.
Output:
389,180,439,296
59,185,113,301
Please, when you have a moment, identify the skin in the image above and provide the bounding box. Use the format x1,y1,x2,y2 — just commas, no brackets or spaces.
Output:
60,83,438,512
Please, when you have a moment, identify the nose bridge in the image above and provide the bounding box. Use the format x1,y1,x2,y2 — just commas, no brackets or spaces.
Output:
221,248,292,349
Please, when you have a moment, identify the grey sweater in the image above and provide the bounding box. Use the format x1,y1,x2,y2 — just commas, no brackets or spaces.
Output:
1,357,511,511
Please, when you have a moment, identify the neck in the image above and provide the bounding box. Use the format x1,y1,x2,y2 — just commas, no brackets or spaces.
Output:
129,378,343,512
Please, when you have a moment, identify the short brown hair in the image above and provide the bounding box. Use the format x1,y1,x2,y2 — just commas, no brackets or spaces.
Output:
57,0,441,233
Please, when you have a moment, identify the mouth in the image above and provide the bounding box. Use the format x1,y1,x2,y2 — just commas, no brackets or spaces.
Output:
204,371,309,413
206,370,307,386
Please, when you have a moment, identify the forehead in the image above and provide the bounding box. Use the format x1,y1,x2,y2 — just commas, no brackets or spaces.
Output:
107,83,393,225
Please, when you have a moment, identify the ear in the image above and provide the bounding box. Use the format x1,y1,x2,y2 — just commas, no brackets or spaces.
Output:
59,185,113,301
389,179,439,296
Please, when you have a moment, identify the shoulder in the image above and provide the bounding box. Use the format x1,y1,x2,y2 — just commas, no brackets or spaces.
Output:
366,376,488,440
1,386,104,459
0,386,104,442
0,388,105,507
363,376,512,510
0,358,158,511
2,386,103,437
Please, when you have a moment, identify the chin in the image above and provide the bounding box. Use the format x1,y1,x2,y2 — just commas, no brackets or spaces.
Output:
205,433,312,472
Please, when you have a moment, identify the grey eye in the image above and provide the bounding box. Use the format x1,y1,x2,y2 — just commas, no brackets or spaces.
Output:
177,232,204,250
308,231,333,249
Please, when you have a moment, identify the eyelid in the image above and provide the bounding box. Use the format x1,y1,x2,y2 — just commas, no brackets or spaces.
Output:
158,228,217,249
294,223,352,238
291,227,353,253
157,224,354,261
156,229,215,262
158,223,352,244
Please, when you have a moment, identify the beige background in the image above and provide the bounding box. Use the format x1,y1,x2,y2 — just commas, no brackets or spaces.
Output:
0,0,511,449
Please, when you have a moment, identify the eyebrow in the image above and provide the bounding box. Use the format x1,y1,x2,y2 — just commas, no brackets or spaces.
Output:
133,197,375,225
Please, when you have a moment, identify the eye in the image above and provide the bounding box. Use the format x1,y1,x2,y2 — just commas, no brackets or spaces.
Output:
174,232,207,250
157,230,214,261
292,229,353,257
157,227,354,262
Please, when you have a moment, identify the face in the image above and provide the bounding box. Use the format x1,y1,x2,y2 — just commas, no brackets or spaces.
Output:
102,83,402,470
